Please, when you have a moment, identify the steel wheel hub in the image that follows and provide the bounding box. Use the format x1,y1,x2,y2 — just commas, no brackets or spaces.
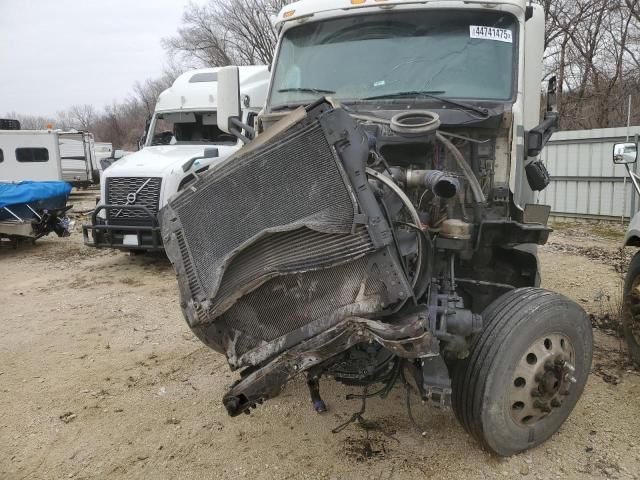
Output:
508,333,576,426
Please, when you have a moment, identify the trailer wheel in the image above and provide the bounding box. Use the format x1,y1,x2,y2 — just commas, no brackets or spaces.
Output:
451,288,592,456
623,251,640,366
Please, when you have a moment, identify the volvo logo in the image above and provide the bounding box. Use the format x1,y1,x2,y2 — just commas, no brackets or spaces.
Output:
113,178,152,218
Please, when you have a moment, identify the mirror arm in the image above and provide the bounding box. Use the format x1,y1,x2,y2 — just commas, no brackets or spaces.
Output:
229,117,254,144
526,111,559,157
626,164,640,197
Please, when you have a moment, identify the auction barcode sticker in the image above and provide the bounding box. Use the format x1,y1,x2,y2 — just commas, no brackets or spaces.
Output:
470,25,513,43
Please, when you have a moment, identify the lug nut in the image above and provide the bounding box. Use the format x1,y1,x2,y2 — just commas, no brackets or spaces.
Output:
551,398,561,408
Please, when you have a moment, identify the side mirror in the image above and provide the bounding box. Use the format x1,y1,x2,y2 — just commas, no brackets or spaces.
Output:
613,142,638,164
217,66,241,134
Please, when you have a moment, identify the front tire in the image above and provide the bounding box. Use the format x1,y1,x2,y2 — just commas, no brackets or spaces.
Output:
622,251,640,366
452,288,592,456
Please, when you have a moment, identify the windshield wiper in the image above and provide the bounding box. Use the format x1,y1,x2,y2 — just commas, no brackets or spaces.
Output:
270,104,303,112
277,87,336,94
362,90,489,118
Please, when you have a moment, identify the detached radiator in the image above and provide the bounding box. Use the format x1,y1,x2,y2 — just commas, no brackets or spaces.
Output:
161,101,411,369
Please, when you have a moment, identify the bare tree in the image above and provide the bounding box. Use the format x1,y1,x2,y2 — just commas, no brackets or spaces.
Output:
539,0,640,129
4,112,55,130
67,104,97,130
163,0,287,68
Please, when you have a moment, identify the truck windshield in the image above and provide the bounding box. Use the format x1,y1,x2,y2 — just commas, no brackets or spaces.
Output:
269,10,517,109
149,111,237,146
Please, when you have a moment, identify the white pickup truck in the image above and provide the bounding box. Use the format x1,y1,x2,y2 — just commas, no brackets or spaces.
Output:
83,66,269,252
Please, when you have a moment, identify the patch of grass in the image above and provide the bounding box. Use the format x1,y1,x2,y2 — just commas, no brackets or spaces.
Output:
588,224,626,242
549,221,575,232
549,220,626,241
590,287,624,337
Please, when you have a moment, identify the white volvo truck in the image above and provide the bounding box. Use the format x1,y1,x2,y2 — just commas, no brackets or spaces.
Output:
162,0,593,457
83,66,269,251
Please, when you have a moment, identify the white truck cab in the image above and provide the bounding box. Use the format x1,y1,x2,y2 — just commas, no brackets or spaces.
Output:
83,66,269,251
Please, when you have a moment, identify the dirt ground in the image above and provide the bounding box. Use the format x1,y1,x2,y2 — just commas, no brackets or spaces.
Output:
1,191,640,480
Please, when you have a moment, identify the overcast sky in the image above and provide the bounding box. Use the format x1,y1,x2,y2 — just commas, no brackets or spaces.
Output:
0,0,201,116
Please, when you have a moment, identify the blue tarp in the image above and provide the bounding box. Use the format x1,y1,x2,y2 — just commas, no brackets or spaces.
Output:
0,181,72,209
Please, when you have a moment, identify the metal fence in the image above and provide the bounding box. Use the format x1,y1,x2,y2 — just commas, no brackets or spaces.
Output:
538,126,640,221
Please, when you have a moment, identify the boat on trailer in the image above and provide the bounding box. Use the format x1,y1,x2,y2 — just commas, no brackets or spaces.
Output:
0,181,73,246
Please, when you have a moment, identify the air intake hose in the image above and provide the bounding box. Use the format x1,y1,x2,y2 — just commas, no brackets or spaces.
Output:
423,170,460,199
393,168,460,199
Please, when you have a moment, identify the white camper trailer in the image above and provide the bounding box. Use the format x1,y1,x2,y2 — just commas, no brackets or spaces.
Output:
0,129,98,187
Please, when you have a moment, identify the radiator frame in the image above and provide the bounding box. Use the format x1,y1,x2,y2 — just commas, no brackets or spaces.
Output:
161,100,413,370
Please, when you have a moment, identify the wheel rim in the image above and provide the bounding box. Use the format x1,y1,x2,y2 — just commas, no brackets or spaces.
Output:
508,334,577,426
625,275,640,353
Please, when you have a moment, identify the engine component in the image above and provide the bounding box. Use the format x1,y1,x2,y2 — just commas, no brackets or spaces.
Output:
436,132,486,205
390,110,440,137
441,219,472,240
399,168,461,199
421,355,452,407
348,109,485,205
423,171,460,199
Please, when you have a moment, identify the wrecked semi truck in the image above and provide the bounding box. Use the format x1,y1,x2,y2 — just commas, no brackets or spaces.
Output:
83,67,268,252
160,0,593,456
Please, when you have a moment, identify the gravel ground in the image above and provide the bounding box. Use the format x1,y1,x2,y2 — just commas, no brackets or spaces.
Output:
1,192,639,480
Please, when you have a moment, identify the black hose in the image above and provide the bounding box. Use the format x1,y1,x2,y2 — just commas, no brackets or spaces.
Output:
435,132,485,204
395,222,433,301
